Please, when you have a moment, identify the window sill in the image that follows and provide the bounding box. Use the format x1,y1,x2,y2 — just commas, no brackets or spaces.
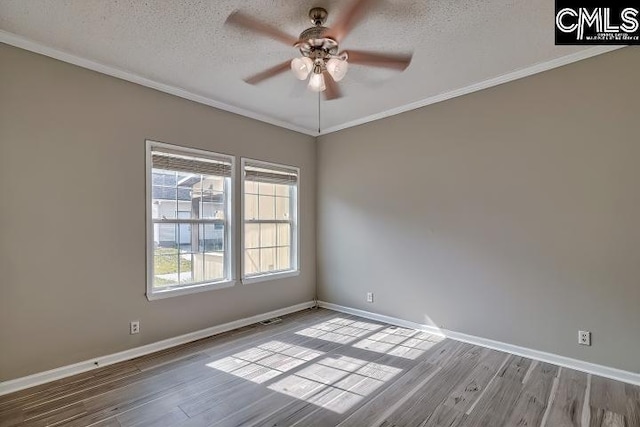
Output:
242,270,300,285
146,279,236,301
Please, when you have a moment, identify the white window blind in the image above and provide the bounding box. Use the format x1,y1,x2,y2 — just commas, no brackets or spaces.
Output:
244,162,298,185
152,150,232,177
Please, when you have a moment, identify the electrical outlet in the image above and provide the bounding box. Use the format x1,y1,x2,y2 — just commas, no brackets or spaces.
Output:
578,330,591,346
366,292,374,303
130,321,140,335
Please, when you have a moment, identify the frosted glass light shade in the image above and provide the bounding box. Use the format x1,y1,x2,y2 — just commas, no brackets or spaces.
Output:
308,73,326,92
326,58,348,82
290,57,313,80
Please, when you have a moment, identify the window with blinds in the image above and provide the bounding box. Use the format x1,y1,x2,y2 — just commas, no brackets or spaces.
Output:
146,141,234,299
242,159,299,282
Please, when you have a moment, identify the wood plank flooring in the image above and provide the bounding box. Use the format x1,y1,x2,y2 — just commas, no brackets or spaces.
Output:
1,308,638,427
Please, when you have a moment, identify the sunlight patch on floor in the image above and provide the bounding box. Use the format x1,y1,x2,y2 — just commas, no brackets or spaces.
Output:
205,319,426,414
295,317,385,344
269,354,402,414
206,340,325,384
353,326,442,359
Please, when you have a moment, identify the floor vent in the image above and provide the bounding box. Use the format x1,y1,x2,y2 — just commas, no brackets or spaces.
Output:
260,317,282,326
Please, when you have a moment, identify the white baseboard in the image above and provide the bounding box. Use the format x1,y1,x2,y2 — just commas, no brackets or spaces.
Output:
318,301,640,387
0,301,315,396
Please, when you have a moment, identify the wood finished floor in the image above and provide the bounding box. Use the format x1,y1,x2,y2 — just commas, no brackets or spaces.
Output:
1,308,639,427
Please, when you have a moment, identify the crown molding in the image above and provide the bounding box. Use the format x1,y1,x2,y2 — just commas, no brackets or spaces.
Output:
0,30,318,137
318,46,625,135
1,30,624,137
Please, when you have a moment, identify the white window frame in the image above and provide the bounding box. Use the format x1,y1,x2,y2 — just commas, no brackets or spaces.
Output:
241,158,300,285
146,140,236,300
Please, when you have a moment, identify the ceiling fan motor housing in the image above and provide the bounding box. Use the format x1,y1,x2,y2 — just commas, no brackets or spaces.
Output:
298,25,330,42
297,7,339,68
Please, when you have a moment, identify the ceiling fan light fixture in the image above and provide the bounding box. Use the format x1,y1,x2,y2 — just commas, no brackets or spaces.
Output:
291,57,313,80
308,72,326,92
227,3,413,101
326,58,348,82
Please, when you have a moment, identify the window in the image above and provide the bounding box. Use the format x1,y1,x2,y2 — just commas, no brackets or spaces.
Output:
242,159,299,283
146,141,234,299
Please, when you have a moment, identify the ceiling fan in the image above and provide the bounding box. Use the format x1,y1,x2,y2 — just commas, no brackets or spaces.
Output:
225,0,413,100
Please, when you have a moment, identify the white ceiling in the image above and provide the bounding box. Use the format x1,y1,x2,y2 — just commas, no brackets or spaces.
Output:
0,0,618,135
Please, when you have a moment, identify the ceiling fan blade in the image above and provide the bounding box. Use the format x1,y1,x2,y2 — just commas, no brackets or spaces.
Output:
323,72,343,100
345,50,413,70
244,61,291,85
326,0,379,42
226,11,299,46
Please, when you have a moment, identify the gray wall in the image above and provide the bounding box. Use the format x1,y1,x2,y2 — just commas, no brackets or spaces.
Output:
0,44,316,380
317,47,640,373
1,42,638,381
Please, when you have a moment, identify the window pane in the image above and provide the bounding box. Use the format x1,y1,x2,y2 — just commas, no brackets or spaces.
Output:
178,252,194,284
154,274,178,288
258,195,276,220
277,223,290,246
245,180,259,194
202,224,225,282
201,252,224,282
178,173,202,218
201,191,225,219
154,247,192,286
245,194,258,220
152,171,176,186
177,219,192,252
202,223,224,252
152,171,178,219
260,248,276,272
202,175,224,192
245,249,260,275
192,253,204,283
154,252,178,286
260,223,277,247
277,246,291,271
199,176,225,219
245,223,259,249
275,197,290,220
155,223,178,248
259,182,275,196
153,198,177,220
275,183,290,197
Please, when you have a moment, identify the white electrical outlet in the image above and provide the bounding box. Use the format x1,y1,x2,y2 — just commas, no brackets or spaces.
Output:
578,330,591,346
366,292,374,303
130,321,140,335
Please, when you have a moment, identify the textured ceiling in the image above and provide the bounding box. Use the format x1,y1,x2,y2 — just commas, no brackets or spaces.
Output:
0,0,608,134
